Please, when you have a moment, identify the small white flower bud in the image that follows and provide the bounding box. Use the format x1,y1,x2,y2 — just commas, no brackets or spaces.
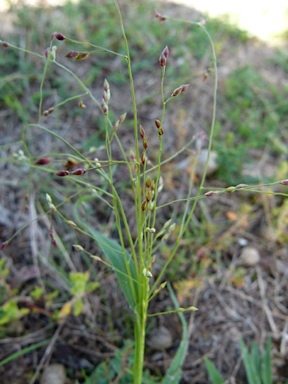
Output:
168,223,176,233
73,244,84,251
45,193,52,204
163,219,172,229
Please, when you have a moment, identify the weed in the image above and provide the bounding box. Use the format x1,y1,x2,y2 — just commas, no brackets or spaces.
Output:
1,1,288,383
205,337,273,384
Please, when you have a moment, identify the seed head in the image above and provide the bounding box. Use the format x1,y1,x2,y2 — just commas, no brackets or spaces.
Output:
51,32,66,41
140,153,146,165
64,158,80,169
52,239,57,247
103,78,109,92
35,157,51,165
45,193,52,204
143,268,153,278
163,219,172,229
155,11,166,23
130,150,136,162
171,84,190,97
145,227,156,233
0,241,8,250
75,52,89,61
1,41,9,48
65,50,79,59
43,107,54,116
235,184,249,189
73,244,84,251
198,18,207,26
66,220,77,227
281,179,288,186
154,119,161,129
168,223,176,233
147,201,154,211
146,190,153,202
103,79,110,102
72,168,86,175
140,125,145,139
143,137,149,150
78,100,86,109
159,46,169,67
146,178,152,188
50,46,57,60
119,113,127,124
101,99,108,115
56,170,70,177
205,190,220,197
114,113,126,131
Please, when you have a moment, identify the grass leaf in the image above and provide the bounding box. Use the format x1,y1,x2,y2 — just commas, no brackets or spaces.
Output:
261,337,272,384
204,358,224,384
240,339,261,384
74,198,138,310
161,283,188,384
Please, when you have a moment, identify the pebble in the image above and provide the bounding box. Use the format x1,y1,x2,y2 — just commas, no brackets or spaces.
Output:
147,326,173,350
239,247,260,267
195,149,218,177
40,364,66,384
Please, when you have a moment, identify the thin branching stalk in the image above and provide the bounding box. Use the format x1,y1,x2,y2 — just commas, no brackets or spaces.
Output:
150,19,218,295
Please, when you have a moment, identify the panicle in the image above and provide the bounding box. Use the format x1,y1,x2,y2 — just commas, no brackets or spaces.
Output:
159,46,169,67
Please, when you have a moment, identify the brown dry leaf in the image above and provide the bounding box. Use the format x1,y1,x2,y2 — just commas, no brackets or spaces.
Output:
57,301,72,321
174,278,204,304
226,211,238,221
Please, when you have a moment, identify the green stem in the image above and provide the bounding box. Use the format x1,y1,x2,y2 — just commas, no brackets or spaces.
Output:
114,2,146,382
151,20,218,295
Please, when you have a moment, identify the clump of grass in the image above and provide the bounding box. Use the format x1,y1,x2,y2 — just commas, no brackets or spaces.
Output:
1,1,288,383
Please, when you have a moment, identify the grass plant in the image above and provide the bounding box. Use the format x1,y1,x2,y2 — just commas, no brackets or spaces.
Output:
1,3,216,381
205,337,275,384
1,1,288,383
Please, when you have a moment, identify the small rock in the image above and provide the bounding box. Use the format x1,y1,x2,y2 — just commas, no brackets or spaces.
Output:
260,226,278,242
147,326,173,350
239,247,260,267
176,149,218,177
195,149,218,177
40,364,66,384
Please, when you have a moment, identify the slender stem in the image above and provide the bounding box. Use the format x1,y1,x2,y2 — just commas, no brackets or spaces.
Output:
151,20,218,294
114,2,146,382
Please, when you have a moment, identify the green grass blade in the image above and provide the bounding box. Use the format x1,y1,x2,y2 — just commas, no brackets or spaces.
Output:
240,339,261,384
251,341,260,371
161,283,188,384
74,200,138,310
0,339,50,367
261,337,272,384
204,358,224,384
